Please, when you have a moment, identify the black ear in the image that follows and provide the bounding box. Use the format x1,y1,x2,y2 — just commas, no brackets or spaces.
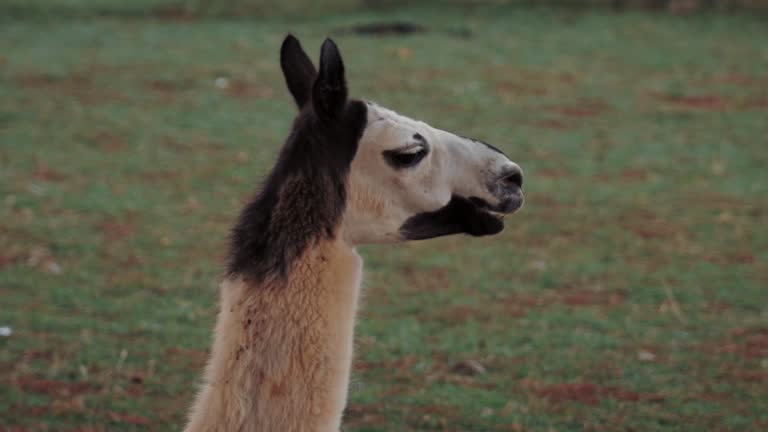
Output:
280,34,317,109
312,38,348,120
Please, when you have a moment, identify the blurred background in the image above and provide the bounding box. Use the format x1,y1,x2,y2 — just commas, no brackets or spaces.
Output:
1,0,766,430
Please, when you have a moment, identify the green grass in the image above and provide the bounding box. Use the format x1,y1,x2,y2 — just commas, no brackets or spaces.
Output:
1,3,767,431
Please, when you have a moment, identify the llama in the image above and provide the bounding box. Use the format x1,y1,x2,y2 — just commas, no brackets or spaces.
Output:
184,35,524,432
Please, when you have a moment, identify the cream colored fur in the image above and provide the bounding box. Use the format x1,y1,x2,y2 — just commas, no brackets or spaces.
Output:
184,236,362,432
183,98,523,432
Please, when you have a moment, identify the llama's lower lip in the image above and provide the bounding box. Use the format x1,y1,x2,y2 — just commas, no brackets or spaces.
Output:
493,193,524,215
487,210,506,219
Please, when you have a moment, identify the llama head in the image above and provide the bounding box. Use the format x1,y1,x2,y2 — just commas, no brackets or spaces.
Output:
279,35,523,244
345,102,523,243
228,35,523,279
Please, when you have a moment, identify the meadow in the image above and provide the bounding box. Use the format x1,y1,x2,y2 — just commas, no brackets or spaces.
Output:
1,2,767,430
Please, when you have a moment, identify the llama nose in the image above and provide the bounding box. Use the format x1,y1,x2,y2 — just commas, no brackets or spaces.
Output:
496,164,523,191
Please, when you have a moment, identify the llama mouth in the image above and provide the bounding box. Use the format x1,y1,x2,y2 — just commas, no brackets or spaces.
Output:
470,193,524,216
496,193,524,215
399,195,508,240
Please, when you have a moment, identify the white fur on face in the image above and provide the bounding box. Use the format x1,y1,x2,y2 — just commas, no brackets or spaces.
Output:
342,103,522,245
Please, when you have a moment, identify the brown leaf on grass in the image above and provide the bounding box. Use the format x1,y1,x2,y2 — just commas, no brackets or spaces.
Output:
637,349,657,362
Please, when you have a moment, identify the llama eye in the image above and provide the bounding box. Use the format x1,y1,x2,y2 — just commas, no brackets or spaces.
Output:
383,147,428,169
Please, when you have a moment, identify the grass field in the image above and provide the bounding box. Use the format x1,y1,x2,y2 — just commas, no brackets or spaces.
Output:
1,2,767,430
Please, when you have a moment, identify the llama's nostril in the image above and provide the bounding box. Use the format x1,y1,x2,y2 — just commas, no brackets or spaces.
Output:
501,171,523,189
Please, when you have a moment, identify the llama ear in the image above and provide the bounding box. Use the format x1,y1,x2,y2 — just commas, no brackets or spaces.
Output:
280,34,317,109
312,38,348,120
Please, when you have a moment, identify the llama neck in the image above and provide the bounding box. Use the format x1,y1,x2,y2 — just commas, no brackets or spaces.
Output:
185,238,363,432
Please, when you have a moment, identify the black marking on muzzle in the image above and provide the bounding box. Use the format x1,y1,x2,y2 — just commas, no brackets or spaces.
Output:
399,195,504,240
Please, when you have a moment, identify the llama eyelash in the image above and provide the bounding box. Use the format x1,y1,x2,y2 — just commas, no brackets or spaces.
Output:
382,145,428,169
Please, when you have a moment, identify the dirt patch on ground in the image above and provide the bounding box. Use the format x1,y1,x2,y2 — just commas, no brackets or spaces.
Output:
32,163,69,182
146,78,196,93
9,403,49,418
356,355,421,378
15,64,201,107
703,301,731,313
705,252,755,265
98,217,137,245
108,411,152,425
0,253,17,269
503,288,626,311
593,168,654,184
16,376,97,398
561,289,625,307
653,93,730,110
706,74,768,87
719,366,768,384
145,78,197,104
431,288,626,324
743,98,768,110
78,130,129,152
496,81,548,103
432,303,525,323
164,347,209,371
222,79,275,99
151,5,197,21
533,119,575,130
699,326,768,359
551,99,612,118
618,208,688,240
532,381,664,405
343,403,389,429
536,168,573,179
399,264,452,294
16,72,130,106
